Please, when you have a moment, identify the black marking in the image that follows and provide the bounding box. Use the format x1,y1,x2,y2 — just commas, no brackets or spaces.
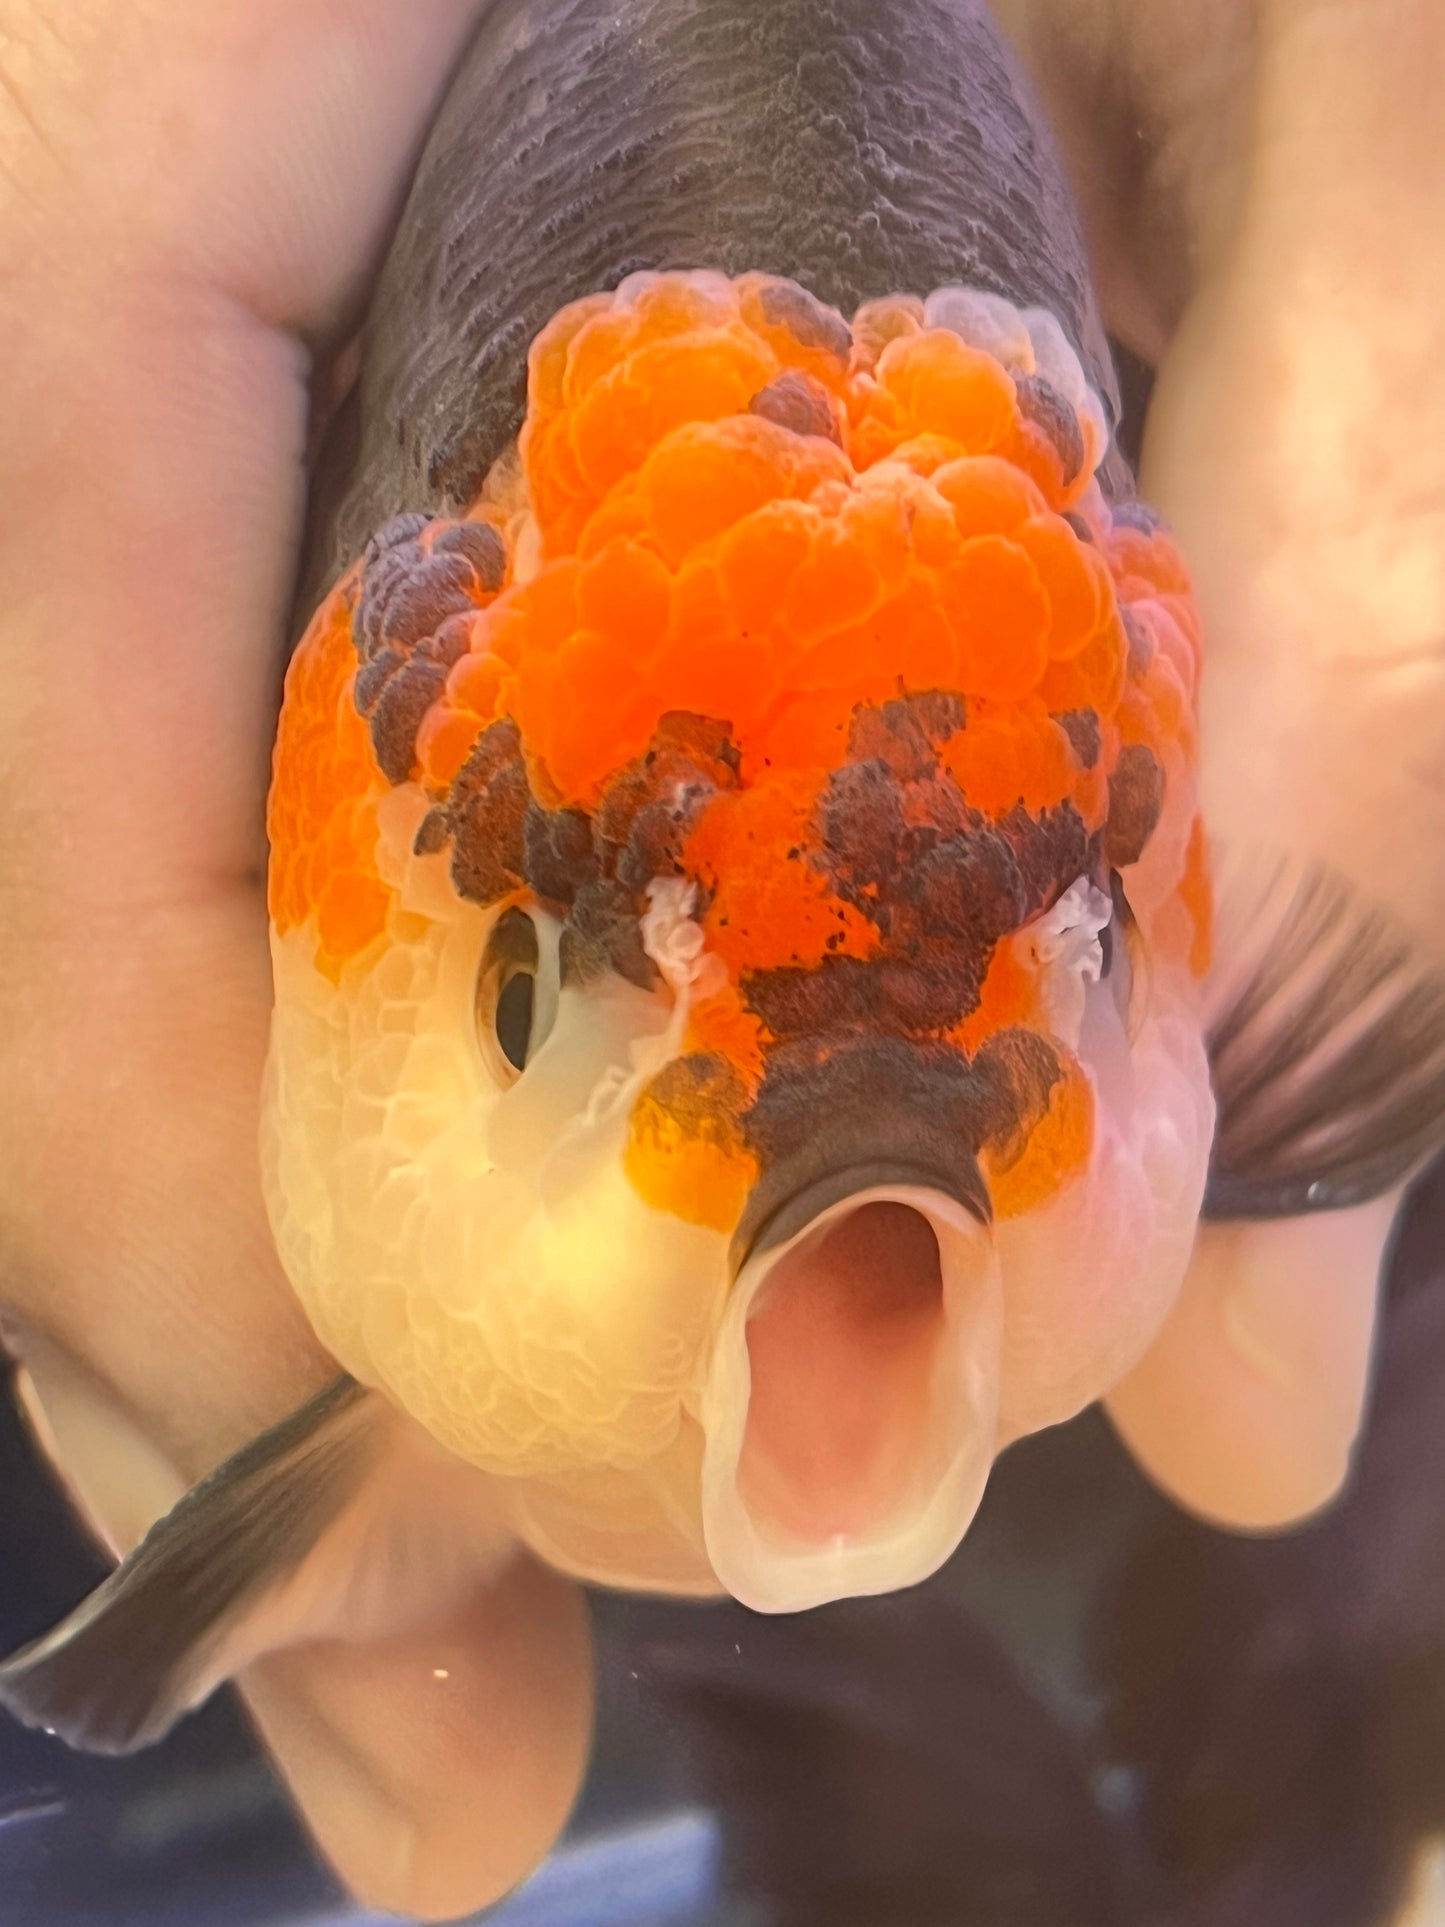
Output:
846,692,965,778
971,1026,1065,1171
308,0,1122,597
561,877,657,990
439,720,534,905
747,950,988,1040
523,802,599,908
910,831,1027,947
758,280,855,361
635,1053,752,1149
596,724,736,894
413,807,451,857
1106,745,1165,871
749,371,843,443
361,511,430,569
369,658,449,785
736,1035,998,1266
348,532,501,785
429,610,476,667
999,803,1099,921
1057,708,1101,770
432,519,507,592
1013,372,1085,486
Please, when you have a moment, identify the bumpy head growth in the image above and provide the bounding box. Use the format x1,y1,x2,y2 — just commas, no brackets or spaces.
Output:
265,273,1214,1610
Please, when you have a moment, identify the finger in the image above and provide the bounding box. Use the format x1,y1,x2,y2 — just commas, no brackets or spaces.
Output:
1,1,488,899
1105,1194,1398,1529
0,3,488,1429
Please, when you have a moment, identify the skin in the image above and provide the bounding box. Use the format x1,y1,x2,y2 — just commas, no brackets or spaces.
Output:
997,0,1445,1530
0,0,1441,1915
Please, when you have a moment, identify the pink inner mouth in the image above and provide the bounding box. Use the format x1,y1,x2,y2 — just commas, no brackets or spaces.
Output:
737,1201,950,1544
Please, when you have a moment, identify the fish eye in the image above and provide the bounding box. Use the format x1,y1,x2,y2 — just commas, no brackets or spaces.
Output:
476,906,560,1086
495,970,535,1074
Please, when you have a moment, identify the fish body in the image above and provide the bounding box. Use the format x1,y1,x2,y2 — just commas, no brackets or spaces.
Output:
2,0,1217,1747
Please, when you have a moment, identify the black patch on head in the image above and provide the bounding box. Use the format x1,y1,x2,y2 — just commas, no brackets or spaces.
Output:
748,371,842,443
349,523,507,787
595,723,737,895
433,720,533,904
972,1026,1065,1167
560,878,657,990
747,946,988,1041
909,831,1027,948
432,520,507,592
800,735,1102,1049
846,692,965,779
430,611,477,667
357,547,475,662
736,1034,1001,1258
1106,745,1165,870
353,644,406,718
758,281,854,362
523,803,598,909
1057,709,1101,770
369,658,450,785
1013,373,1085,486
421,706,746,993
817,763,915,900
999,803,1099,921
640,1052,750,1137
413,808,451,857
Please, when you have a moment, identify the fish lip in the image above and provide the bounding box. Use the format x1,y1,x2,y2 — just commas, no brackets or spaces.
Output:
729,1160,992,1279
701,1182,1005,1614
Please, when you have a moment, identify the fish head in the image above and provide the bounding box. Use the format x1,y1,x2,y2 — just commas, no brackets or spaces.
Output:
264,272,1215,1612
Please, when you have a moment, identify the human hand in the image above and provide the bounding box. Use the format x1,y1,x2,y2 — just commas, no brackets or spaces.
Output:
1000,0,1445,1527
0,4,591,1916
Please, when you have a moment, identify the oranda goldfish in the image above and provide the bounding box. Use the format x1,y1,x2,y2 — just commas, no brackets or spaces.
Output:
258,265,1213,1623
5,0,1432,1761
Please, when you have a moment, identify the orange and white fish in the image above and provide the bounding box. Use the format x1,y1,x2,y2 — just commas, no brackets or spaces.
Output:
3,0,1220,1750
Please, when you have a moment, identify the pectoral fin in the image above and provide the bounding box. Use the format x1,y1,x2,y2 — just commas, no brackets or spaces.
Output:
1203,858,1445,1218
0,1374,384,1755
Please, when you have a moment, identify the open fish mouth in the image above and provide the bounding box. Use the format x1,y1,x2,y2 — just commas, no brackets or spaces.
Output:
700,1181,1003,1612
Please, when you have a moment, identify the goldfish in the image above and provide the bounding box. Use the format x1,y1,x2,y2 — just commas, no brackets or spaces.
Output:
0,0,1272,1757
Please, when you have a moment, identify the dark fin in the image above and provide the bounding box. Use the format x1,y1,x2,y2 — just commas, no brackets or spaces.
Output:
0,1376,381,1755
1203,858,1445,1217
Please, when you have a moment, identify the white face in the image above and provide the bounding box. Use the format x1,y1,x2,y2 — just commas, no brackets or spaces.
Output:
263,774,1214,1613
263,802,733,1482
